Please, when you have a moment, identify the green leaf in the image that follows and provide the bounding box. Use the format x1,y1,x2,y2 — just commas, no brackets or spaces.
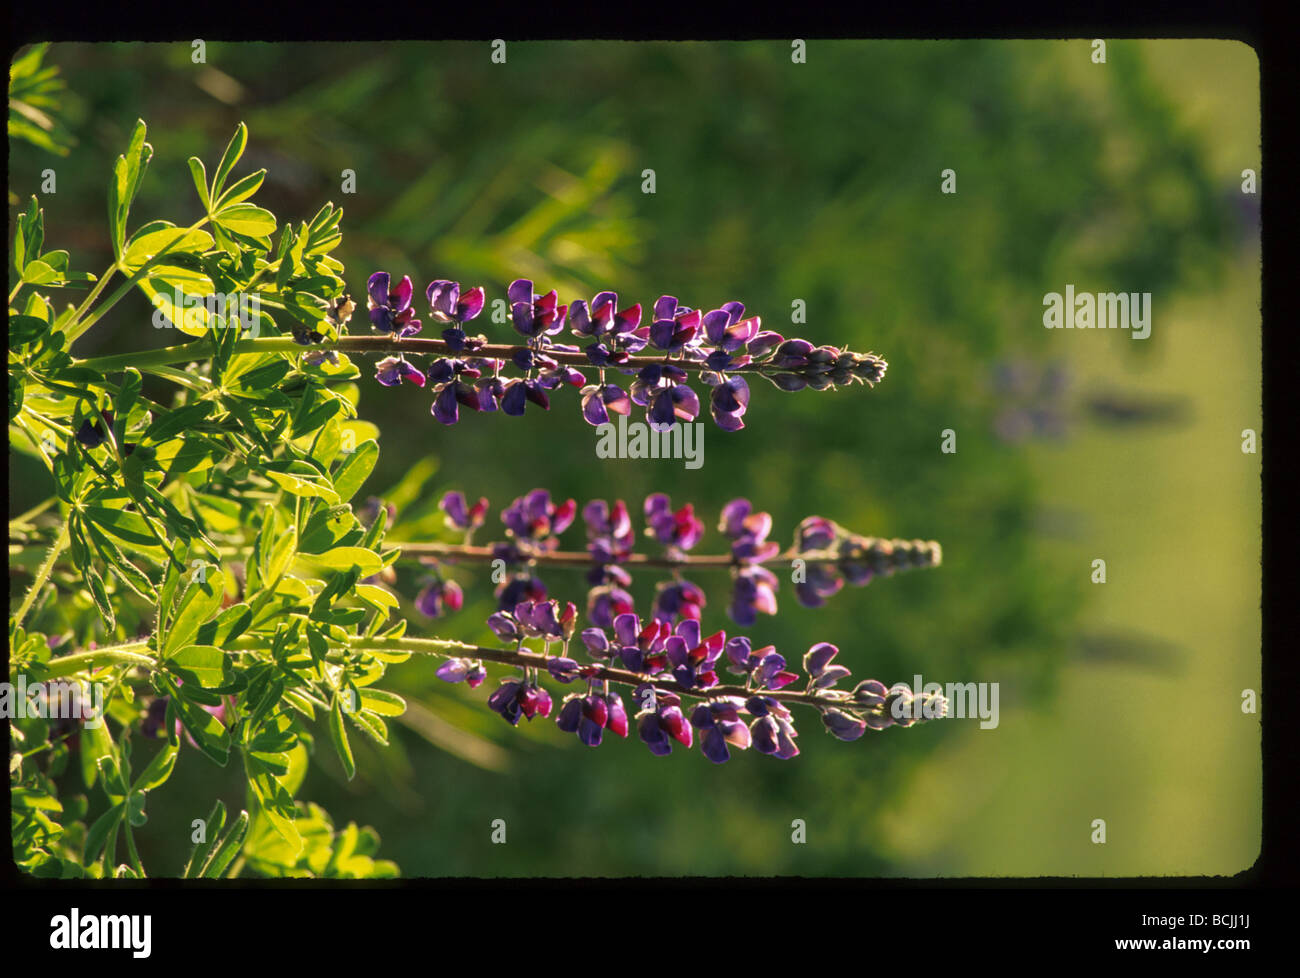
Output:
328,698,356,781
163,569,226,658
121,222,214,269
211,122,248,201
215,168,266,210
82,505,165,556
127,791,148,827
170,689,230,765
313,547,382,578
183,799,226,877
200,810,250,878
131,741,178,793
188,156,211,210
264,467,339,504
358,688,406,717
167,645,232,688
84,803,125,863
331,440,378,503
212,203,277,238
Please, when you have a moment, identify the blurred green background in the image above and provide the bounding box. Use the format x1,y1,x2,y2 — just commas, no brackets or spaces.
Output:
8,39,1260,876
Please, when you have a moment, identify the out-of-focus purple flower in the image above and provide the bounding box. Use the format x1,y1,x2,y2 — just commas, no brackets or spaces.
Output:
502,489,576,549
729,565,779,627
141,696,169,739
375,356,426,388
719,498,781,563
508,279,568,340
583,499,634,564
690,698,752,763
652,578,705,624
367,272,421,337
586,584,636,630
436,657,475,683
76,411,114,448
644,494,704,552
440,491,489,534
495,574,548,611
416,579,463,618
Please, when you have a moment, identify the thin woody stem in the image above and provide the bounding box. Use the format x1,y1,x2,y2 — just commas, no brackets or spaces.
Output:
393,541,919,569
73,334,876,375
348,636,848,710
39,634,846,711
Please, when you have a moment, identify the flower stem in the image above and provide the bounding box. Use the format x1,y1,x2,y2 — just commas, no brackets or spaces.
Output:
40,645,156,678
349,635,847,710
74,334,861,376
12,521,69,631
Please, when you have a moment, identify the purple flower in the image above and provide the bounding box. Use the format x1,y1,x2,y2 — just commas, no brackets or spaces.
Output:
718,498,781,562
570,291,641,341
586,584,636,630
701,303,761,355
822,708,868,741
583,499,634,564
709,376,750,431
75,411,113,448
556,690,624,746
610,612,671,674
633,685,693,756
545,657,582,683
652,578,705,624
803,642,852,690
644,494,704,552
375,356,426,387
512,599,578,641
501,377,552,416
579,383,632,426
487,679,551,726
508,279,568,340
723,638,797,689
426,280,486,323
415,579,463,618
689,699,752,763
747,696,800,758
663,621,726,690
440,491,488,533
436,657,475,683
502,489,576,548
367,272,421,337
648,295,702,353
495,574,548,611
729,565,779,626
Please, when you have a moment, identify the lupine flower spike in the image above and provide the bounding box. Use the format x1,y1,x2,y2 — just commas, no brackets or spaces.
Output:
356,274,887,431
